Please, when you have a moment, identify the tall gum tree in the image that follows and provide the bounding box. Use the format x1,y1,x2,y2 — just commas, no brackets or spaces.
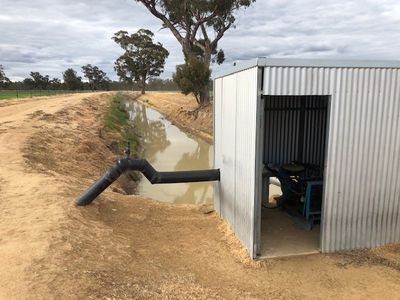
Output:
63,68,83,90
135,0,255,106
0,65,11,88
81,64,110,91
113,29,169,94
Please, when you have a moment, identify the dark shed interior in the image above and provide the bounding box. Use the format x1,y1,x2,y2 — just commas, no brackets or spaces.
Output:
260,95,330,257
263,95,329,169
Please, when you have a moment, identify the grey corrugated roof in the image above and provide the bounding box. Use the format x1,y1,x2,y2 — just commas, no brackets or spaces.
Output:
213,57,400,79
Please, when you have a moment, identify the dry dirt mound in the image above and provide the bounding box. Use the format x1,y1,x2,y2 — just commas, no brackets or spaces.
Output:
22,95,137,194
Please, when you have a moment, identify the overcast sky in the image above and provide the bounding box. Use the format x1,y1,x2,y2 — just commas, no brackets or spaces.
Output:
1,0,400,81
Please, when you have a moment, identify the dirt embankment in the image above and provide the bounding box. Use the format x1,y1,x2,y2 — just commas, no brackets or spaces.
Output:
0,92,399,299
23,93,138,194
135,91,213,144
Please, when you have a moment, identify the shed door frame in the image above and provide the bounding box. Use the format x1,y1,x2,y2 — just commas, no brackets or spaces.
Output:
253,67,265,257
254,93,332,257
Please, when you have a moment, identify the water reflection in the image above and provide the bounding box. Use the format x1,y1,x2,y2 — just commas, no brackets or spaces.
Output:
128,103,170,161
125,100,213,205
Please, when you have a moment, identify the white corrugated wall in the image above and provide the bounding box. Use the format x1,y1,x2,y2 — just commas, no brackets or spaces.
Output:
263,66,400,252
214,67,260,257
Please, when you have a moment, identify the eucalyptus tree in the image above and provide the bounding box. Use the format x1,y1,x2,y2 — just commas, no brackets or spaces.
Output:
81,64,110,90
63,68,82,90
23,78,35,89
0,65,11,88
113,29,169,94
29,72,50,90
135,0,256,106
173,57,210,105
49,78,62,90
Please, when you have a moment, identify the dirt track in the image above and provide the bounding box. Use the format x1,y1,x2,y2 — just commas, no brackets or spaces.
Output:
0,92,399,299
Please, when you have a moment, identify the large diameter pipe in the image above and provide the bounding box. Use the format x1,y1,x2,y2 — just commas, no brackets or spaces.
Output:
76,158,220,206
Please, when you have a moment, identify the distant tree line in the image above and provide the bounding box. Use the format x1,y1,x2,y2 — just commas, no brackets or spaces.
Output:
0,64,179,92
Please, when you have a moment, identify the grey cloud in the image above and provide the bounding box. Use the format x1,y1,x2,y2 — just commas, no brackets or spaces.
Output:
0,0,181,80
216,0,400,71
1,0,400,81
301,46,334,53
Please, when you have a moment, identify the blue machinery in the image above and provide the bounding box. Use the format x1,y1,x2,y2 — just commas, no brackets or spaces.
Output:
304,180,323,225
263,162,323,229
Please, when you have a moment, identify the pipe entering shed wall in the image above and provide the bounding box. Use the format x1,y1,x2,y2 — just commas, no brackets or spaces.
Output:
76,158,220,206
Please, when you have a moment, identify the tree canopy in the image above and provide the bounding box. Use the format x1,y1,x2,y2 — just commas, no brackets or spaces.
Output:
173,57,210,105
135,0,255,105
81,64,110,90
112,29,169,94
28,72,50,89
63,68,82,90
0,65,11,88
49,78,62,90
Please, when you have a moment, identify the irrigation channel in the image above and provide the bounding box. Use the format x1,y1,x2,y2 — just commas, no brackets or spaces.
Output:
125,100,213,204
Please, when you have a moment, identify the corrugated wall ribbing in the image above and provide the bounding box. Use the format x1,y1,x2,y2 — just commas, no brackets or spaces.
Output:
263,67,400,252
264,96,300,166
264,95,328,170
234,69,259,255
214,67,259,257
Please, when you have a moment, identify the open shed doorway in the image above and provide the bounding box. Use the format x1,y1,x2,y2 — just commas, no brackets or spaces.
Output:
259,95,330,258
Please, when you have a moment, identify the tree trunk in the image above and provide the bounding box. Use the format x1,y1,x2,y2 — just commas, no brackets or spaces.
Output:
199,49,211,106
141,77,146,94
199,83,210,107
183,45,212,107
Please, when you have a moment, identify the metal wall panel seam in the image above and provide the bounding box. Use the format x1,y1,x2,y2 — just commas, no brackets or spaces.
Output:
346,68,358,249
387,69,400,243
370,68,383,247
352,68,365,249
344,67,354,250
378,68,391,246
383,69,397,245
388,70,400,243
355,68,365,248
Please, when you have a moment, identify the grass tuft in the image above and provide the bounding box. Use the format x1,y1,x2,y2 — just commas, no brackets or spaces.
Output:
104,93,139,155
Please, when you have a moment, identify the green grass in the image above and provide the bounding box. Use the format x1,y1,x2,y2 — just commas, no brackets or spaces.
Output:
105,93,139,154
0,90,79,100
105,93,129,130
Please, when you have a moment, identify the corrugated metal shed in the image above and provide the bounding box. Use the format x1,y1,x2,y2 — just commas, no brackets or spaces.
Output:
213,58,400,258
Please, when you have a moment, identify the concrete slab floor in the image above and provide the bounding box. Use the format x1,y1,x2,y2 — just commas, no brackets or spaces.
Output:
259,208,320,258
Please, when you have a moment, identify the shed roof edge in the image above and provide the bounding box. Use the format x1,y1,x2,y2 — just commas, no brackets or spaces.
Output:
213,57,400,79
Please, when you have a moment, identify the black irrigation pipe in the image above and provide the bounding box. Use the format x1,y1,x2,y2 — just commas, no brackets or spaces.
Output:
76,158,220,206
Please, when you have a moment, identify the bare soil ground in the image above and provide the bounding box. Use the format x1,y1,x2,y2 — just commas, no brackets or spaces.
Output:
0,92,399,299
136,91,213,143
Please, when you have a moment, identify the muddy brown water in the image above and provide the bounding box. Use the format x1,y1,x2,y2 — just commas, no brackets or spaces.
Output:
126,100,213,205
